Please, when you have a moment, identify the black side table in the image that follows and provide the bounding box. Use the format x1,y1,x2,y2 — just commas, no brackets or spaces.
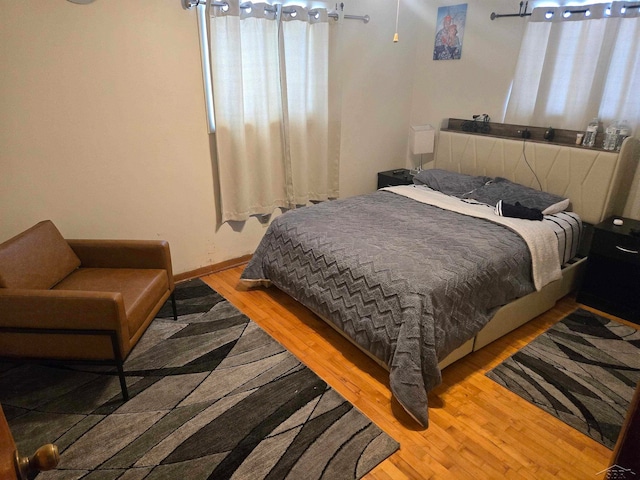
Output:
577,216,640,324
377,169,414,189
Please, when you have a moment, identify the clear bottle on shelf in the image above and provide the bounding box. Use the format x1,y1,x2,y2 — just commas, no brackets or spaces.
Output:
614,120,630,151
582,117,599,147
603,121,618,151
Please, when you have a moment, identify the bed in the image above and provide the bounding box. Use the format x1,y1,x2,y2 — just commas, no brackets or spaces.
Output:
240,130,640,427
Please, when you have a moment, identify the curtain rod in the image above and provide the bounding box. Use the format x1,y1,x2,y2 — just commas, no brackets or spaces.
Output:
182,0,370,23
491,0,531,20
182,0,371,23
492,2,640,19
490,11,531,19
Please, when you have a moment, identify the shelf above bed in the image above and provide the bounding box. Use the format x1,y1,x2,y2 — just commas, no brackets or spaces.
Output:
443,118,609,151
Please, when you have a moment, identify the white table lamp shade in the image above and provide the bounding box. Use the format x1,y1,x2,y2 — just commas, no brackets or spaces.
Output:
410,125,435,155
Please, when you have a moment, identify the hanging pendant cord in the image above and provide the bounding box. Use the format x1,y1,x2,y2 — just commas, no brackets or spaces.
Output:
393,0,400,42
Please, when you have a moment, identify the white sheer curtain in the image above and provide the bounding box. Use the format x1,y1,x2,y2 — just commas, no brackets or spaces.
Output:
505,2,640,134
209,1,340,222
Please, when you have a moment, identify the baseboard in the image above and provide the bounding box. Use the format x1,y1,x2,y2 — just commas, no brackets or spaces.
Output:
174,254,252,283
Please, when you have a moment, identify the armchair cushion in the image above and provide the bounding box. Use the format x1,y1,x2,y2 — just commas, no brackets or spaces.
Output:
0,221,80,289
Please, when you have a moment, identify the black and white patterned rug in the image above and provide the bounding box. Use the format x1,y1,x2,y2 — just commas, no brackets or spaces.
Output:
0,279,398,479
486,308,640,448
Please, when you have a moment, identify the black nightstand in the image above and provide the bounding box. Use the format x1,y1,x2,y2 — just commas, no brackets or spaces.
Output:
577,216,640,324
377,169,414,189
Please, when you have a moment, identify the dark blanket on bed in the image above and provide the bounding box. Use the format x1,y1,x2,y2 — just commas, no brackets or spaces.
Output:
240,190,534,426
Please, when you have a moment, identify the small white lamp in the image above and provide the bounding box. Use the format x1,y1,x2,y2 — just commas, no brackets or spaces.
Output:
410,125,435,174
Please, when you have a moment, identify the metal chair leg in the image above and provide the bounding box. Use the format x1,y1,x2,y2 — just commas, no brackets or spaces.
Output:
171,291,178,321
109,334,129,401
116,360,129,401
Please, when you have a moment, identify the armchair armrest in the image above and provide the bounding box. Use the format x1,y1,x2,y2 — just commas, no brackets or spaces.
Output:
67,240,174,290
0,289,130,354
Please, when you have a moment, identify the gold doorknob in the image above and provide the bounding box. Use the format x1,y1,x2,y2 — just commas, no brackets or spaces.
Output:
14,444,59,480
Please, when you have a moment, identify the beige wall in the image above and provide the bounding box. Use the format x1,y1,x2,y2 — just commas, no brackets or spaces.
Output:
1,1,225,274
1,1,637,275
0,0,423,274
410,1,525,132
407,0,535,167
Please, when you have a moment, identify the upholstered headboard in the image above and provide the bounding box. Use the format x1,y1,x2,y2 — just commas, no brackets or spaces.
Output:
434,131,640,225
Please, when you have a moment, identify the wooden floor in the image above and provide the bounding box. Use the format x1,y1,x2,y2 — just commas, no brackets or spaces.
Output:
202,265,627,479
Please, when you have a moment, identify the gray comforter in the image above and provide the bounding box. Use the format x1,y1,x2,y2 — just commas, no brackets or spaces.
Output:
240,190,535,426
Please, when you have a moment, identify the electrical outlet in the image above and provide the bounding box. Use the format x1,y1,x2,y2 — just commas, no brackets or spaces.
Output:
544,127,555,141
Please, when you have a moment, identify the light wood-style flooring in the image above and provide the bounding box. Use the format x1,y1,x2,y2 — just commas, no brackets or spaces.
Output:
202,265,631,479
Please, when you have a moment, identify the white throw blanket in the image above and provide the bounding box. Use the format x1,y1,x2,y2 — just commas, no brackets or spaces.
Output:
383,185,562,291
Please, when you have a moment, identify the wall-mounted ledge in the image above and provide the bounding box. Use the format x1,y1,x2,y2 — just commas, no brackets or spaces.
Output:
443,118,609,152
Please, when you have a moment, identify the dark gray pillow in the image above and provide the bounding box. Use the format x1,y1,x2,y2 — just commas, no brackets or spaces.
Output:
470,177,570,214
413,169,491,197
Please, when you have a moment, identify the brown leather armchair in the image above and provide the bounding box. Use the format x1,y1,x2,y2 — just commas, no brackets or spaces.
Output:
0,220,177,401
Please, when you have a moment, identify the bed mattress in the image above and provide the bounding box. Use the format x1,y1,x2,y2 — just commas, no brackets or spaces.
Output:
544,211,582,265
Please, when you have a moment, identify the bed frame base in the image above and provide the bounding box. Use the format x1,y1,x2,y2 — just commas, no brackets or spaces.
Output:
441,257,586,368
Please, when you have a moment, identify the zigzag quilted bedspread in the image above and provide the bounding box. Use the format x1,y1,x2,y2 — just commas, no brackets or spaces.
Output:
240,189,551,427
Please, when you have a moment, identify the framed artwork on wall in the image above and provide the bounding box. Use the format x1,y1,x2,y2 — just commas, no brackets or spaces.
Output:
433,3,467,60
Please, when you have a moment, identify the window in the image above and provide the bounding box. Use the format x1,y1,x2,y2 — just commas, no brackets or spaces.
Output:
203,1,342,222
505,1,640,135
